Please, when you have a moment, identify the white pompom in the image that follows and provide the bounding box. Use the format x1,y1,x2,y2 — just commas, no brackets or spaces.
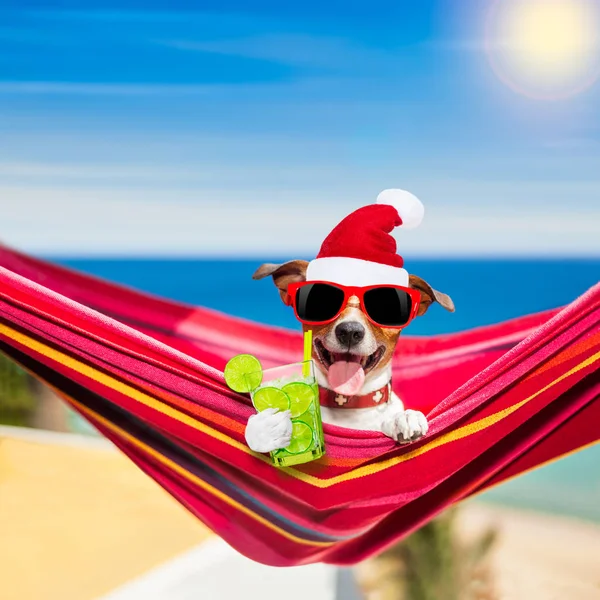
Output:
376,189,424,229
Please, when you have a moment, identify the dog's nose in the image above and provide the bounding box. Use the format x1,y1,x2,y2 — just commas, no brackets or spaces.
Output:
335,321,365,347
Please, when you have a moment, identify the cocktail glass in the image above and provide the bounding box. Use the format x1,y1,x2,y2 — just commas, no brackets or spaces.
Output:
245,360,325,467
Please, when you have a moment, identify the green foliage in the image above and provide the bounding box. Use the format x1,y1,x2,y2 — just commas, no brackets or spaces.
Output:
357,508,498,600
0,352,36,426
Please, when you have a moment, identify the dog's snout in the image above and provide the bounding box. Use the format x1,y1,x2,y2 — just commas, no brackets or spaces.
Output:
335,321,365,347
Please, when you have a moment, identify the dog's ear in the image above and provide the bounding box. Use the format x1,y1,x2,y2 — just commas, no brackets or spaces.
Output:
409,274,455,317
253,260,309,304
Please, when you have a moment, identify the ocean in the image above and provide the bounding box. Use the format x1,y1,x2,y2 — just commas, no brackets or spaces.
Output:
56,257,600,522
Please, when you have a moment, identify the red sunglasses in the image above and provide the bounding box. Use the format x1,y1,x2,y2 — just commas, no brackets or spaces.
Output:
286,281,421,329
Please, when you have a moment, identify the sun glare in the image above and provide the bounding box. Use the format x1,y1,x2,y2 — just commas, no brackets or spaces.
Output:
486,0,600,99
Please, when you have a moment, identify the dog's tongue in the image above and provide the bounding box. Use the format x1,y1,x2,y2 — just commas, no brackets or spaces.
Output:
327,361,365,396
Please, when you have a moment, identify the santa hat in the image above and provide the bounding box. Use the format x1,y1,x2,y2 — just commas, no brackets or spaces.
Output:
305,189,424,287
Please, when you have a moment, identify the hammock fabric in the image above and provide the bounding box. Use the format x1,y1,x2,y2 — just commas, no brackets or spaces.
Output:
0,246,598,567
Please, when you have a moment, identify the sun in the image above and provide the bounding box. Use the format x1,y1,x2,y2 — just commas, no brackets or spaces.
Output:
485,0,600,99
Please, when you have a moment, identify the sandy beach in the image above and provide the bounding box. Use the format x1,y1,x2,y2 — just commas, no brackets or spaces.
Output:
0,427,210,600
1,426,599,600
458,502,600,599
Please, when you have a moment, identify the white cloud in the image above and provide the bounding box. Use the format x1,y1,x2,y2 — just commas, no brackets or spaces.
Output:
160,34,395,70
0,161,354,189
22,9,256,25
0,75,343,97
1,184,598,257
423,39,488,52
0,162,195,179
410,178,600,212
0,186,336,256
0,81,215,96
542,137,600,150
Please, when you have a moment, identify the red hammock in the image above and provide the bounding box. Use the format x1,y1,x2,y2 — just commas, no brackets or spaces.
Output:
0,246,598,567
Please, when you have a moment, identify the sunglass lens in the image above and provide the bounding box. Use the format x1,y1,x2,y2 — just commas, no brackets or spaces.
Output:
295,283,345,323
363,287,413,326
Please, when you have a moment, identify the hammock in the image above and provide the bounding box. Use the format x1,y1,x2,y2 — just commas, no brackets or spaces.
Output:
0,246,598,567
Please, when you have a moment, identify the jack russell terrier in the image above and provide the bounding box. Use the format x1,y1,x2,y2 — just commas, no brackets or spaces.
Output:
244,189,454,454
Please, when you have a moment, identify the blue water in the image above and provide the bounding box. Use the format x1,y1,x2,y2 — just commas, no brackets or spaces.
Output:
55,257,600,335
55,257,600,521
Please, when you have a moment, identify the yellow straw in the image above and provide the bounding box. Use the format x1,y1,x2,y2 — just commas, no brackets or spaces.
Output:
302,329,312,377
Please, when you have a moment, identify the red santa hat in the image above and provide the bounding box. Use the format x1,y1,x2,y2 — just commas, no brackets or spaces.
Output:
306,189,424,287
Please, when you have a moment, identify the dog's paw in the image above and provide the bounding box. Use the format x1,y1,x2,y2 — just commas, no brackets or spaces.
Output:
385,409,429,444
245,408,293,453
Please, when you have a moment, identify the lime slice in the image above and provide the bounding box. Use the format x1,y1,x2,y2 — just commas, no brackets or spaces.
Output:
224,354,263,393
285,421,314,455
252,386,291,413
282,382,316,418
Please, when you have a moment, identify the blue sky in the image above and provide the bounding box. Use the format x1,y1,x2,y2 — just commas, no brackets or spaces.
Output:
1,1,599,256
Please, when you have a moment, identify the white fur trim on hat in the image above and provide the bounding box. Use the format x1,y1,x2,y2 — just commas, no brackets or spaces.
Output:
376,189,424,229
306,257,409,287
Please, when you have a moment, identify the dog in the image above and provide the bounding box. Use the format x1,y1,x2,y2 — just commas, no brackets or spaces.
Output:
244,259,454,454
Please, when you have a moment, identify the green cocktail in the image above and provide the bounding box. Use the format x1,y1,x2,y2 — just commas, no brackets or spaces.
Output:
245,360,325,467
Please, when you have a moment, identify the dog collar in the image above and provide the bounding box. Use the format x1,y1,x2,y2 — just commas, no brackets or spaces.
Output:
318,382,392,409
